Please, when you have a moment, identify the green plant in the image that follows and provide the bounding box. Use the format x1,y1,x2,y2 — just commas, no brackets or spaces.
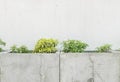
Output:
0,39,6,46
34,38,58,53
63,40,88,53
96,44,111,52
17,45,29,53
10,45,18,53
10,45,29,53
0,39,6,52
0,48,2,52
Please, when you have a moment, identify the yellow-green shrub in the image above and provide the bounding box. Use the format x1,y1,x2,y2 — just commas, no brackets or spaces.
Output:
34,38,58,53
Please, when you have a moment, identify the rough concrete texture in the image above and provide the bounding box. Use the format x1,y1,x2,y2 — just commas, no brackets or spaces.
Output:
61,53,120,82
0,54,59,82
0,53,120,82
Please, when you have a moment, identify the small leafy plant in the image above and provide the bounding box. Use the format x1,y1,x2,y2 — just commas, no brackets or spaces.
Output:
10,45,18,53
63,40,88,53
96,44,111,53
0,48,2,52
0,39,6,52
10,45,29,53
17,45,29,53
34,38,58,53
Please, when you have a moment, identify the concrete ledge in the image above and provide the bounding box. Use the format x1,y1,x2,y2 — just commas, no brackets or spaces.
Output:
0,53,119,82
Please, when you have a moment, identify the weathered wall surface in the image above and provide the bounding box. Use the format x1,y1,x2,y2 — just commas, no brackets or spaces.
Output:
61,53,120,82
0,53,120,82
0,54,59,82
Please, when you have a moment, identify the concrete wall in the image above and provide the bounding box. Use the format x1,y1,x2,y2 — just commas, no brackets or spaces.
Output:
61,53,120,82
0,53,120,82
0,54,59,82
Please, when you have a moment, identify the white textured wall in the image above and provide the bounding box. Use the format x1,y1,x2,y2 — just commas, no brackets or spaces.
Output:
0,53,120,82
0,0,120,50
